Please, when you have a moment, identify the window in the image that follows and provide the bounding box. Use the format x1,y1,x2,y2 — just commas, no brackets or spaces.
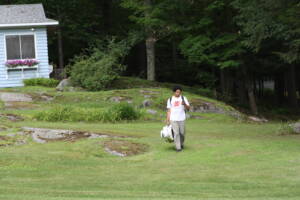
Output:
6,35,36,60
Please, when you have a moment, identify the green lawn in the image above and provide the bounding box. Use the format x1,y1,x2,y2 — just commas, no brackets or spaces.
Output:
0,85,300,199
1,119,300,200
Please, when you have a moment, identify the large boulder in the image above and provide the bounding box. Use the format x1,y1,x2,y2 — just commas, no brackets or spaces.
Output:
56,78,72,91
142,99,152,107
291,122,300,134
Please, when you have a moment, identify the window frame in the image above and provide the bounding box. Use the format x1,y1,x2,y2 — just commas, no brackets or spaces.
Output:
4,33,37,61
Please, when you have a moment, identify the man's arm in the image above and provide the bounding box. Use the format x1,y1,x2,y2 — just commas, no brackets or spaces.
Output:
166,109,171,125
182,97,190,111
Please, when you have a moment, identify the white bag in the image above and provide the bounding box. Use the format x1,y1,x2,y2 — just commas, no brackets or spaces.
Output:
160,125,174,143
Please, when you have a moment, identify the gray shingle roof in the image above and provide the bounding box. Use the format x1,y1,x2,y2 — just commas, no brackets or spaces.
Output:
0,4,58,27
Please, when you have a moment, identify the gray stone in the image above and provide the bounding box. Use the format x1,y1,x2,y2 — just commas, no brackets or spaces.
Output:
88,133,109,139
40,95,54,102
105,147,126,157
7,133,16,137
22,127,73,143
248,116,268,123
147,109,157,115
291,122,300,134
142,99,152,107
15,140,27,146
0,92,32,102
56,79,72,91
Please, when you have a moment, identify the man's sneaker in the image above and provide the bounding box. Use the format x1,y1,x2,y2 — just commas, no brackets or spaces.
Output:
181,145,184,149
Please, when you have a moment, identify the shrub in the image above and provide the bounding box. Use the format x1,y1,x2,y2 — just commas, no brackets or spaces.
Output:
69,38,136,91
103,103,140,122
23,78,59,87
34,103,141,122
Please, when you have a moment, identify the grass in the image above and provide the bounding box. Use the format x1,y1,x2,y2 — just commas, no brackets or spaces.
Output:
1,120,300,199
0,80,300,199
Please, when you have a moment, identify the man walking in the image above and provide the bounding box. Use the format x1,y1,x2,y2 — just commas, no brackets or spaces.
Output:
167,86,190,152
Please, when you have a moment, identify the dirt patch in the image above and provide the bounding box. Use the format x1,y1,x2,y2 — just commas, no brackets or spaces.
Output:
104,140,148,157
0,136,14,147
0,114,24,122
4,102,38,110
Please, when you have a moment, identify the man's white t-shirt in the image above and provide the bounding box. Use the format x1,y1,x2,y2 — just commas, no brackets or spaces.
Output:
167,96,190,121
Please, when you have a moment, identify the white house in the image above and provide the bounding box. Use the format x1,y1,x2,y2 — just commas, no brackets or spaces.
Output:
0,4,58,87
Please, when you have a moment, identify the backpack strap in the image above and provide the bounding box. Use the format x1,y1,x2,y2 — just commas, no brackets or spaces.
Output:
181,95,186,104
169,96,173,105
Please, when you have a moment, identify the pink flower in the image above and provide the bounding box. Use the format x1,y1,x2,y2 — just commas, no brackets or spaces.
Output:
5,59,39,68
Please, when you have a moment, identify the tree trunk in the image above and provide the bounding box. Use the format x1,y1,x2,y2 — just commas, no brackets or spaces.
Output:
220,69,226,95
275,75,285,105
241,67,258,115
172,41,177,68
144,0,156,81
103,0,112,31
286,64,298,109
236,69,247,105
146,37,156,81
57,26,64,78
247,83,258,115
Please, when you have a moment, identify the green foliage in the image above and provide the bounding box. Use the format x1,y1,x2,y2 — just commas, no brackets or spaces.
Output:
178,0,243,70
34,103,141,122
104,103,141,122
69,38,132,91
23,78,59,87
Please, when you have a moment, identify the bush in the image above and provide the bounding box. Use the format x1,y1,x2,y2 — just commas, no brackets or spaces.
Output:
103,103,140,122
69,38,136,91
23,78,59,87
34,103,141,122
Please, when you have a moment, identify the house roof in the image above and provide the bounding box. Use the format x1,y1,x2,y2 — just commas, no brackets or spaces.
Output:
0,4,59,28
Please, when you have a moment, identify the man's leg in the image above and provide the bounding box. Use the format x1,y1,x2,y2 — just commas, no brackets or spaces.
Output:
171,121,181,150
178,121,185,148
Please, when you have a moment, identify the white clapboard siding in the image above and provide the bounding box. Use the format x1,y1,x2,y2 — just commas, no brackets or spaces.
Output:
0,27,50,87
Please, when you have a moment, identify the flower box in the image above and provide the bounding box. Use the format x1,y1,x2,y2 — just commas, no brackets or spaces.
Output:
5,59,39,69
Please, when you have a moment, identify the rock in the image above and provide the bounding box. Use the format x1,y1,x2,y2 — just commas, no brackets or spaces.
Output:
0,114,24,122
147,109,157,115
109,96,132,103
7,133,16,137
190,104,224,114
0,126,8,131
105,147,126,157
40,95,54,102
291,122,300,134
56,79,72,91
88,133,109,139
248,116,268,123
0,92,32,102
191,115,204,119
144,95,152,98
139,90,159,95
142,99,152,107
22,127,117,143
15,140,27,146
